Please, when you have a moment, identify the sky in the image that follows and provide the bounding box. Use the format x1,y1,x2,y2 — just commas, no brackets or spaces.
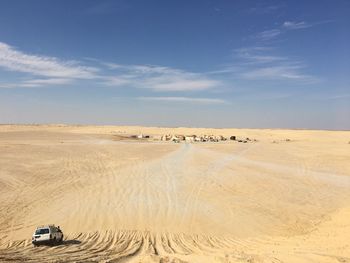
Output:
0,0,349,129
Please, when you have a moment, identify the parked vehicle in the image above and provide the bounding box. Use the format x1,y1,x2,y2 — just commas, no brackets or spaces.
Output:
32,225,63,246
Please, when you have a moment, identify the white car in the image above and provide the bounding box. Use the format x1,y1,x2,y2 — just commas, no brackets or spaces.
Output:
32,225,63,246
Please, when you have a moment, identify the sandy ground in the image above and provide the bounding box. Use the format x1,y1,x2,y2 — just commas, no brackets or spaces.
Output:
0,125,349,263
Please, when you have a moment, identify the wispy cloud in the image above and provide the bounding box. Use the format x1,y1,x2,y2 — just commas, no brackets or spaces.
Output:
0,42,98,79
0,41,221,91
283,20,333,30
255,19,328,42
236,47,285,64
242,19,324,81
282,21,311,30
102,64,221,91
143,76,219,92
0,78,73,88
103,76,132,86
214,46,318,83
240,64,315,81
256,29,281,41
23,78,72,85
137,96,227,104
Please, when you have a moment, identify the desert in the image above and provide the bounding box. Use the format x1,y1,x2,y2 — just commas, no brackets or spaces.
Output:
0,125,349,262
1,0,349,262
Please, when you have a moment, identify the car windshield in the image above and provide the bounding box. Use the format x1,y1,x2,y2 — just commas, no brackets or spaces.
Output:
35,228,49,235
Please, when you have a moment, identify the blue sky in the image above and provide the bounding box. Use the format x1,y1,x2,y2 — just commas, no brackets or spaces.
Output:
0,0,349,129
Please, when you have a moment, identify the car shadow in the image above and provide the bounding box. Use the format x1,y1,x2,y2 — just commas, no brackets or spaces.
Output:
61,239,82,246
35,239,82,247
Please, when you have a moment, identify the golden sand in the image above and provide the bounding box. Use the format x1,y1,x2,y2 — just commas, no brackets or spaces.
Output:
0,125,349,262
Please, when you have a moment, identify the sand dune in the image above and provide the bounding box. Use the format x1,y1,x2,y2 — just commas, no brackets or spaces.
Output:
0,125,349,262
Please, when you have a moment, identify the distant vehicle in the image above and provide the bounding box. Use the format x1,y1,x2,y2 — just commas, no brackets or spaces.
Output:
32,225,63,246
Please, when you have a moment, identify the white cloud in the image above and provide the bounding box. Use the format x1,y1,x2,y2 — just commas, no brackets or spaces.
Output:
143,76,219,92
241,65,315,81
0,78,73,88
283,21,311,30
127,65,177,75
103,62,181,75
236,47,286,64
255,20,322,42
102,62,124,70
217,47,319,83
21,78,73,87
256,29,281,41
0,42,221,92
0,42,98,79
103,64,221,91
244,20,323,82
137,96,227,104
103,76,132,86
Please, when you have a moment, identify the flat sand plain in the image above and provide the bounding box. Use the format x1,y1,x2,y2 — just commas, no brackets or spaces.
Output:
0,125,349,262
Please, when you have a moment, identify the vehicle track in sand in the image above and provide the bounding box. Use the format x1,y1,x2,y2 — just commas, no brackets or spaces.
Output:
0,130,350,262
